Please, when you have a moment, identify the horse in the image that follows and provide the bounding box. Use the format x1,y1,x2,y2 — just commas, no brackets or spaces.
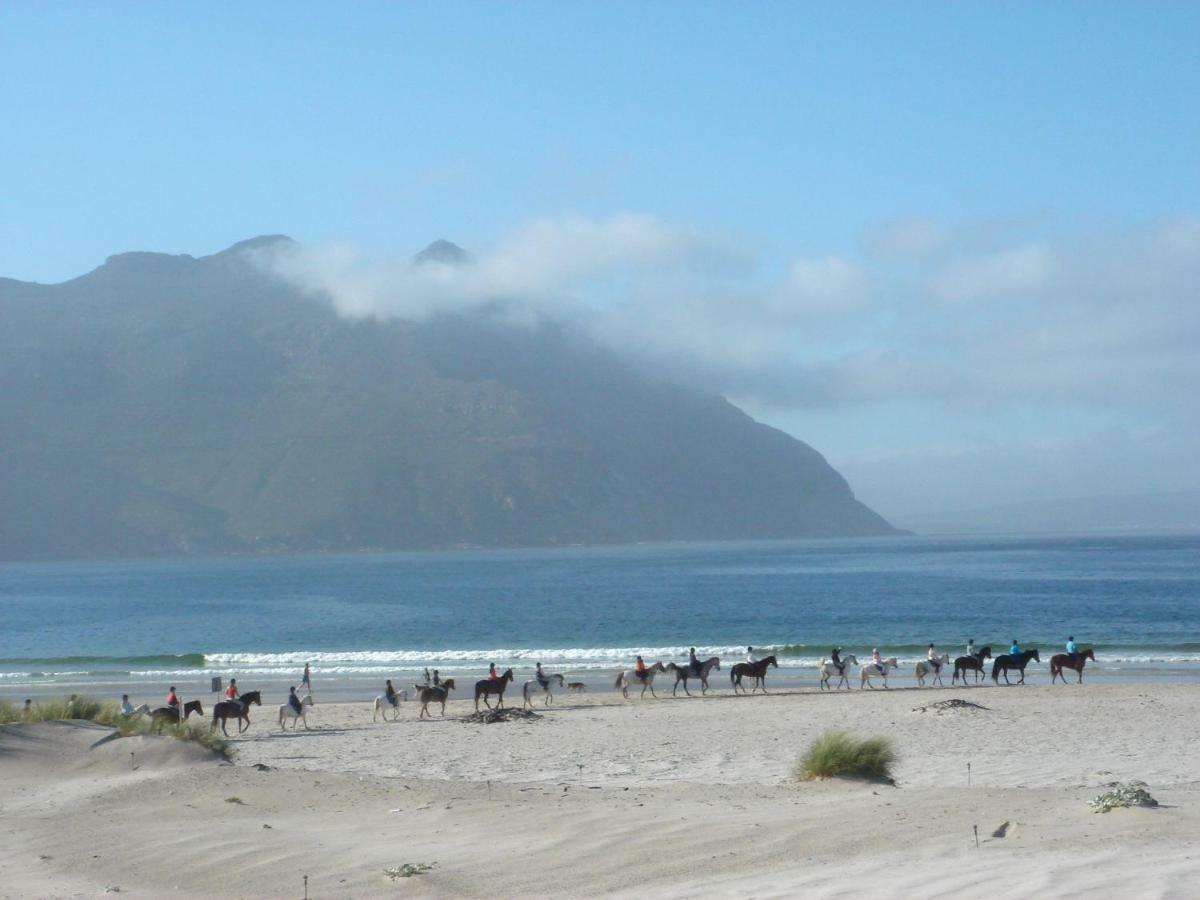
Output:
371,688,410,722
474,668,514,711
415,679,455,719
859,658,899,689
1050,647,1095,684
952,647,992,684
278,694,314,730
666,657,721,696
210,690,261,736
991,649,1041,685
915,653,951,687
150,700,203,726
523,672,565,708
818,654,859,691
614,661,666,699
730,656,778,694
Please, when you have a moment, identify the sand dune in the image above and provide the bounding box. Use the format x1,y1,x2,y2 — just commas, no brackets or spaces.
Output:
2,684,1197,898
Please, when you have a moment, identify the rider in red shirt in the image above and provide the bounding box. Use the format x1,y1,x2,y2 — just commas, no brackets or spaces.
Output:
166,686,180,709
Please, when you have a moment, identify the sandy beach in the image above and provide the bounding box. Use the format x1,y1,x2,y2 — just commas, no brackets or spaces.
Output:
3,681,1198,899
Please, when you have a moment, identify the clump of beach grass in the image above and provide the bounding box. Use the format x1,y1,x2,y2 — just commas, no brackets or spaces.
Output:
796,730,896,782
0,694,227,755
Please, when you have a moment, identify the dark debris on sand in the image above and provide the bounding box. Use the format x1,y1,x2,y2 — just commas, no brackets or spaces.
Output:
913,698,990,714
459,708,544,725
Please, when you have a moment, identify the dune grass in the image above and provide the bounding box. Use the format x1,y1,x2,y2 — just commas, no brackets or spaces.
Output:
0,694,227,755
796,730,896,781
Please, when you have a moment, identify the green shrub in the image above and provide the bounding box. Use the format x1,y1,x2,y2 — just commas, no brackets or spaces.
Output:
0,699,18,723
797,730,896,781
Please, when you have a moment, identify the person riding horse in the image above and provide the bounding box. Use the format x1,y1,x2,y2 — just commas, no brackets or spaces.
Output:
432,669,442,687
287,685,302,715
1009,639,1021,661
384,678,399,707
224,678,243,712
1066,636,1079,666
489,663,501,682
688,647,701,677
927,643,942,672
634,655,649,681
535,662,549,688
746,646,758,664
871,648,884,673
166,686,180,710
966,639,978,661
831,647,846,676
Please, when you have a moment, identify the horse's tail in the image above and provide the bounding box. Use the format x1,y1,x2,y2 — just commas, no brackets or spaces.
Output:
523,681,531,700
990,659,1001,681
614,672,624,689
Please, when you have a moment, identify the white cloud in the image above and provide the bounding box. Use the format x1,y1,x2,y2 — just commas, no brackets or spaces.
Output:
866,217,942,258
931,244,1051,303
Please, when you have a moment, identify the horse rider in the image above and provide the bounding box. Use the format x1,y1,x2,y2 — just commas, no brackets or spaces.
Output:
224,678,243,711
1066,635,1079,666
966,638,978,661
746,646,758,664
488,663,500,682
121,694,135,716
432,669,441,687
384,679,399,707
287,685,302,715
634,655,648,681
166,685,180,710
927,643,942,672
831,646,846,676
871,648,884,673
688,647,700,676
1009,638,1021,660
535,662,548,688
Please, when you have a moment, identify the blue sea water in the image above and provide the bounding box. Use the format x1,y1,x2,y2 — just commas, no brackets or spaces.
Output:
1,534,1198,693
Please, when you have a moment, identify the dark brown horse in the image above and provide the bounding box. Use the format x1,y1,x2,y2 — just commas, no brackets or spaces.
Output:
991,649,1040,685
952,646,992,684
1050,647,1095,684
210,690,261,736
474,669,513,711
150,700,203,726
417,678,456,718
730,655,778,694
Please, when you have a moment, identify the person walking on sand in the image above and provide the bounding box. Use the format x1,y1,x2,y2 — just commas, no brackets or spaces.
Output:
423,667,431,684
301,662,312,695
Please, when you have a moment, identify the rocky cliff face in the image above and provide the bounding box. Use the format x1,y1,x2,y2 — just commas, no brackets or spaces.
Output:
0,237,897,560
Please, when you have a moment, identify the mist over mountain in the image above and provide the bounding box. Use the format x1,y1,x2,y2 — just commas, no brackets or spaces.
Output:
0,237,897,561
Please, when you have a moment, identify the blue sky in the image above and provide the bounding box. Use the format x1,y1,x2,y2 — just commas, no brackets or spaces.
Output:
2,4,1198,525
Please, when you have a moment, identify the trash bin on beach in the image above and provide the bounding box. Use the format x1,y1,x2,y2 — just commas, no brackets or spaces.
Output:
211,676,222,693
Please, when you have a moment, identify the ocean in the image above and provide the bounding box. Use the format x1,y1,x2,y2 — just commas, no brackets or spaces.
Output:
2,533,1198,699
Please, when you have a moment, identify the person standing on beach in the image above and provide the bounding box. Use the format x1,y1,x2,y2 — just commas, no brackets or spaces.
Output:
423,668,431,684
301,663,312,695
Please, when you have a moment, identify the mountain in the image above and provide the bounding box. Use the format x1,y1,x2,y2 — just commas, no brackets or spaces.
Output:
0,237,898,560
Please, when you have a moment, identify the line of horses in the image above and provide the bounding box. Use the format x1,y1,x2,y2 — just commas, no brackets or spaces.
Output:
817,646,1096,690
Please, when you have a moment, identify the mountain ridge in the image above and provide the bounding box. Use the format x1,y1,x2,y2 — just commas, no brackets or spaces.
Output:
0,237,899,561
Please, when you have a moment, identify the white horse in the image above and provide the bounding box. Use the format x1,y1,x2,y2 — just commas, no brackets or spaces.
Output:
614,661,667,699
818,654,859,690
372,689,408,722
859,657,900,689
915,653,951,687
522,673,565,708
127,703,152,718
278,694,314,730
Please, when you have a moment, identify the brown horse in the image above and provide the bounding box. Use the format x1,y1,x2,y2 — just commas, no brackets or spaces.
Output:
417,679,455,718
1050,647,1095,684
210,690,261,736
952,646,992,684
150,700,203,726
474,669,513,711
730,655,778,694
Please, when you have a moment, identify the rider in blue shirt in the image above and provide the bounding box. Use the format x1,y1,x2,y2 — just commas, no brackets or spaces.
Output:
1066,636,1078,665
1009,639,1021,660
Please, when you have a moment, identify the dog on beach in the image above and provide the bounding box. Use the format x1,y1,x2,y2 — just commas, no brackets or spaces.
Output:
567,682,585,693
